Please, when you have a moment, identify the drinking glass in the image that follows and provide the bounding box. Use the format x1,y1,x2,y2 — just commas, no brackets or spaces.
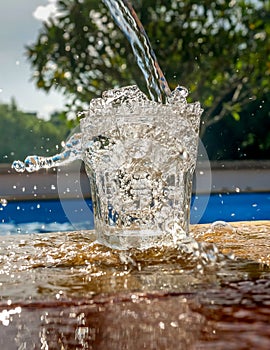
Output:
80,86,202,249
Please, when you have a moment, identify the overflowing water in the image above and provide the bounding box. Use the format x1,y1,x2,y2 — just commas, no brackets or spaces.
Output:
11,85,192,173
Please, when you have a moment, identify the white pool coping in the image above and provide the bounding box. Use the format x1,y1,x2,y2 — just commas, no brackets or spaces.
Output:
0,160,270,201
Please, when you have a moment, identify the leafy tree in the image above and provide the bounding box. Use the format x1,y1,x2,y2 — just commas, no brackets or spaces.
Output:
0,101,70,163
26,0,270,159
203,94,270,159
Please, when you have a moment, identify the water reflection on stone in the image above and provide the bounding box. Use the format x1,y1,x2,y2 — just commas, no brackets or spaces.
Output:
0,221,270,349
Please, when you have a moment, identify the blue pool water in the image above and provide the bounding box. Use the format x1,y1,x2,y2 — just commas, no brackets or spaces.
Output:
0,193,269,235
191,192,270,223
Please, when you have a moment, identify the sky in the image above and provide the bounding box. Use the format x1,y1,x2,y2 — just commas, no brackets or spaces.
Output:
0,0,65,119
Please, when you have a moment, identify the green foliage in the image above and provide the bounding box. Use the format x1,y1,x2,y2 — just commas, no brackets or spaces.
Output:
26,0,270,159
0,101,70,163
203,95,270,159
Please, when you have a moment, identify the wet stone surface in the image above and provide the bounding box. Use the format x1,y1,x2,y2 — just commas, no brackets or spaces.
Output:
0,221,270,349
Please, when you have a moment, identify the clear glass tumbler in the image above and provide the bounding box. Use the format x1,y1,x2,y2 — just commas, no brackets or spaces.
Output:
81,86,202,249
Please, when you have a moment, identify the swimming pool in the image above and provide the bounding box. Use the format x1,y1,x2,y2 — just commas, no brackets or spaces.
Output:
1,192,269,235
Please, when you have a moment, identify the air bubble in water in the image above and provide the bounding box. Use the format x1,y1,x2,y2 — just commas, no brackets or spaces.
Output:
211,221,231,229
208,221,235,234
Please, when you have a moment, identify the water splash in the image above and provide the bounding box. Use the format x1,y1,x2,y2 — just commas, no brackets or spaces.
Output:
12,85,200,174
12,133,83,173
0,198,8,207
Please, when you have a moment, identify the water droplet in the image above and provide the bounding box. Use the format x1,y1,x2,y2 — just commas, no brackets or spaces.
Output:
166,85,189,104
176,85,189,98
12,160,25,172
159,322,165,330
0,199,8,207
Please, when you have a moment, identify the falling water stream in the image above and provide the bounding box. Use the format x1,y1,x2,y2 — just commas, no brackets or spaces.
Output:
102,0,171,101
2,1,270,349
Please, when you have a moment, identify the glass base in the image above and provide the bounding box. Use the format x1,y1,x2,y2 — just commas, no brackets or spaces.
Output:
94,226,188,250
